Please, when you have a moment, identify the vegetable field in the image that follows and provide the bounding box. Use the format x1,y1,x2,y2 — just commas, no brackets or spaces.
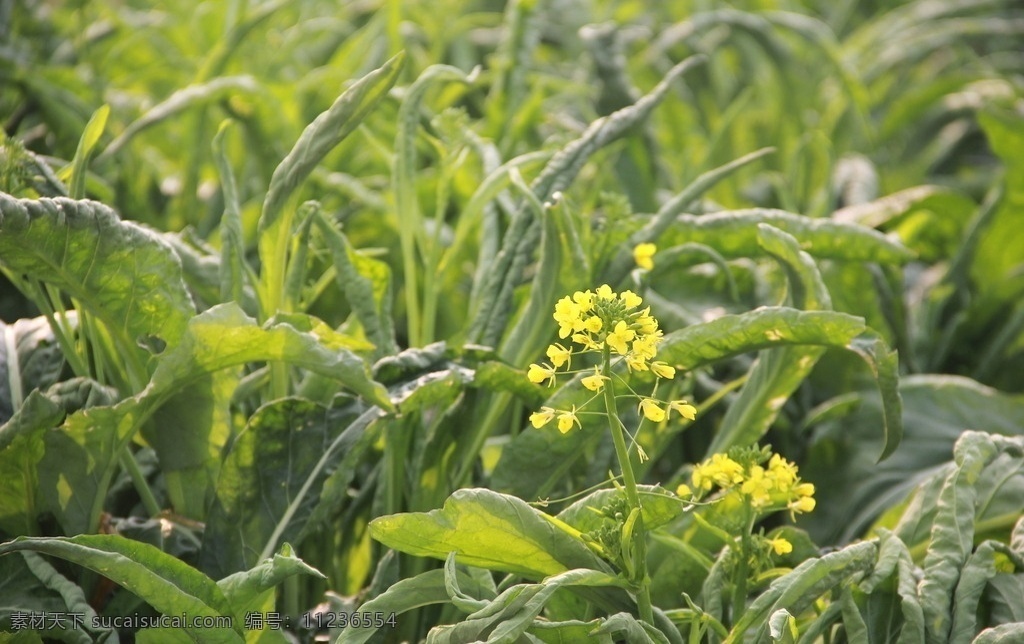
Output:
2,0,1024,642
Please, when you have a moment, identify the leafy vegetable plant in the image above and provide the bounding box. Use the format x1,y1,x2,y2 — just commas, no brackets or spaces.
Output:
1,0,1023,642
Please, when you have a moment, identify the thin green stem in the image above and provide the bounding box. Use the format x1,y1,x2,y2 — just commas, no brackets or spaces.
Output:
730,507,756,627
601,345,653,625
118,450,160,517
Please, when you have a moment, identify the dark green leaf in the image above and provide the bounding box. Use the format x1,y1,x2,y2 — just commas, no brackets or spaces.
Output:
0,194,195,356
0,535,243,643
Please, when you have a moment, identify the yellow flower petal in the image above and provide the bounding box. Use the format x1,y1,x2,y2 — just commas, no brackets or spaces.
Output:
651,361,675,379
638,398,665,422
633,243,656,270
581,368,609,392
768,537,793,555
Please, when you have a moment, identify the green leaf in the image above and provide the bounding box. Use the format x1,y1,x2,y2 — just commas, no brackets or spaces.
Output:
661,209,915,264
336,568,495,644
0,378,117,536
369,488,610,579
211,119,253,307
950,541,1024,643
48,304,390,534
0,316,67,423
258,52,404,315
973,623,1024,644
65,104,109,199
920,432,1024,643
217,542,324,616
0,551,110,642
804,376,1024,545
727,541,878,642
0,194,195,359
96,76,260,164
314,213,398,358
199,398,362,578
0,534,244,643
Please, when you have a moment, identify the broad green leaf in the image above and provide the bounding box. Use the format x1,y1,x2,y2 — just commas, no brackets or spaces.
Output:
217,543,324,617
0,379,117,536
336,568,496,644
950,541,1024,643
803,376,1024,545
315,213,397,358
660,209,915,264
0,194,195,360
704,224,833,455
973,623,1024,644
199,398,358,578
0,551,110,643
0,534,243,643
920,432,1024,643
48,304,390,534
369,488,610,579
727,540,878,642
258,53,404,315
96,76,260,163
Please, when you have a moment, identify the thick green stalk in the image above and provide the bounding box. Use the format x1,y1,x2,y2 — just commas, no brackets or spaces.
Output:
601,346,653,625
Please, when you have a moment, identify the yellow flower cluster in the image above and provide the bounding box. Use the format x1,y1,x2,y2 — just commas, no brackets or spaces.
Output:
682,452,816,517
526,285,697,433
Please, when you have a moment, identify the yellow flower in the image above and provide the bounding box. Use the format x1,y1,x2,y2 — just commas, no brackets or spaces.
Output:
788,496,816,514
582,316,603,333
529,407,556,428
546,343,571,368
625,353,649,372
635,308,658,334
741,465,772,508
557,406,580,434
633,243,656,270
676,483,692,497
596,284,615,300
620,290,643,309
606,321,636,354
638,398,665,422
572,333,599,350
767,536,793,555
794,482,815,497
668,400,697,421
767,454,798,489
650,361,676,379
693,453,745,490
553,297,582,338
581,367,610,392
631,335,658,360
573,290,595,312
527,363,556,385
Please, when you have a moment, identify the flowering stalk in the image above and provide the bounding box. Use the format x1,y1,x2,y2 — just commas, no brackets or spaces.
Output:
526,283,697,625
678,447,817,626
600,341,653,624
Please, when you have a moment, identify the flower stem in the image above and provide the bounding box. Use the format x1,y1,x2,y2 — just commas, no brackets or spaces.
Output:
601,346,654,625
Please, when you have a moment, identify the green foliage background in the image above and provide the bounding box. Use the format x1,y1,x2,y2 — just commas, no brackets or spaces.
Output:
1,0,1023,641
